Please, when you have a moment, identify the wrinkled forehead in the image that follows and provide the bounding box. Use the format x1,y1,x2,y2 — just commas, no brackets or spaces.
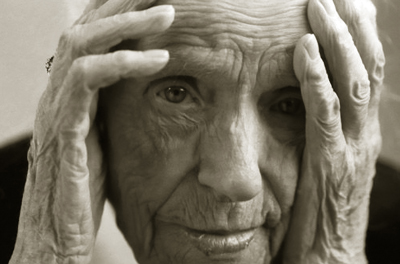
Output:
138,0,310,53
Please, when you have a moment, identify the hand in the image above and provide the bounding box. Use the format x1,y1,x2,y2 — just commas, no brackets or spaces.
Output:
9,1,174,263
283,0,385,263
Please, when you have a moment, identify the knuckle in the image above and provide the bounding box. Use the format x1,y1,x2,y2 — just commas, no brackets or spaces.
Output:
331,18,350,39
305,57,330,86
370,42,386,86
328,20,353,50
314,89,341,124
112,50,133,65
349,4,363,26
70,56,89,78
307,65,327,85
352,78,370,106
313,112,343,153
59,26,85,54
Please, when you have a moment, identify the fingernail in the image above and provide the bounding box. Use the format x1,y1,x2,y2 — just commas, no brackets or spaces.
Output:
319,0,337,16
147,5,174,15
305,34,319,60
143,49,169,61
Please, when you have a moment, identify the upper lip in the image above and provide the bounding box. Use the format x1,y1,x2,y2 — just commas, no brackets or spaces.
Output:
156,215,266,231
186,227,256,235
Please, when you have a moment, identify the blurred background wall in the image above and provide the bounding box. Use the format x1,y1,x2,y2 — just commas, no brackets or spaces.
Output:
0,0,398,263
375,1,400,170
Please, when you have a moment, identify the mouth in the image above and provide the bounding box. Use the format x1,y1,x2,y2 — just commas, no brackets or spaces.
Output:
185,227,257,256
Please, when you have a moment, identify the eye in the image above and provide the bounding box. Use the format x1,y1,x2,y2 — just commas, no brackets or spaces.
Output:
271,97,305,115
151,76,200,107
164,86,187,103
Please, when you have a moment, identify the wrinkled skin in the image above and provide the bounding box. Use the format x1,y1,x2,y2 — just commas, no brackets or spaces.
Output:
9,0,384,263
102,1,308,263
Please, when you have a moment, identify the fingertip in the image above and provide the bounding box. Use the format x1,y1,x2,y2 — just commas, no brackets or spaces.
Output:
294,34,320,83
157,5,175,16
162,5,175,30
143,49,169,61
122,49,170,77
303,34,319,60
146,5,175,30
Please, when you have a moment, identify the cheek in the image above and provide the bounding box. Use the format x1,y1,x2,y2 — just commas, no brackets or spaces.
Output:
105,93,200,204
257,129,302,216
102,85,202,239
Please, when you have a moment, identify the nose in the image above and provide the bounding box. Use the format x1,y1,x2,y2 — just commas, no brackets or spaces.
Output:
198,103,262,202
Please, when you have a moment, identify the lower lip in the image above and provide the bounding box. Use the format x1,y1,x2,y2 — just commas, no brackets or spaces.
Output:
185,228,256,256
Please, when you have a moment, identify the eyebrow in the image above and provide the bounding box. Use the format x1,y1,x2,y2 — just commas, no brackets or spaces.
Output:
165,46,230,79
143,44,299,92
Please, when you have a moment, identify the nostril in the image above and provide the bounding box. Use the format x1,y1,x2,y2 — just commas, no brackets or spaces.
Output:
198,166,262,202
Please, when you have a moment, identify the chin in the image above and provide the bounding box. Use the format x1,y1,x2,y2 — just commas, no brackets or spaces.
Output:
113,173,292,264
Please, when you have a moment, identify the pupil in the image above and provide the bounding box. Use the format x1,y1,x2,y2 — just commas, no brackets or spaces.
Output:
281,99,299,113
165,86,186,103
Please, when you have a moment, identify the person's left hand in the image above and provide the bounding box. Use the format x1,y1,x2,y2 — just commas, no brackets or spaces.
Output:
283,0,385,263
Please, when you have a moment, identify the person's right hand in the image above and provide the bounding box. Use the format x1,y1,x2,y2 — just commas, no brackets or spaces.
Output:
9,1,174,263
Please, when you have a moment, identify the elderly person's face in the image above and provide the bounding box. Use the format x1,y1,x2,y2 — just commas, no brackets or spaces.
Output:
101,0,309,263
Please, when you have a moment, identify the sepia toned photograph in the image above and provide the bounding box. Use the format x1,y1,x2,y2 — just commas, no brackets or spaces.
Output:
1,0,399,263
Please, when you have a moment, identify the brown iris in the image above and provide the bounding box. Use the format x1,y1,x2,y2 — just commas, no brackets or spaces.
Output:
164,86,187,103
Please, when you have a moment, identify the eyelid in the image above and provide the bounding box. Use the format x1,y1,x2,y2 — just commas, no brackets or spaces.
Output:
272,86,302,96
149,76,200,95
268,87,303,105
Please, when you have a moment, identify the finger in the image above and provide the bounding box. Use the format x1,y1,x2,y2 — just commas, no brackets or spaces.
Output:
333,0,385,111
77,0,158,24
57,49,169,135
62,5,175,55
294,34,345,152
308,0,370,139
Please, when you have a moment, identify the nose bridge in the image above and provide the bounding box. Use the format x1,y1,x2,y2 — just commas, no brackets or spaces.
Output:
198,98,262,202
